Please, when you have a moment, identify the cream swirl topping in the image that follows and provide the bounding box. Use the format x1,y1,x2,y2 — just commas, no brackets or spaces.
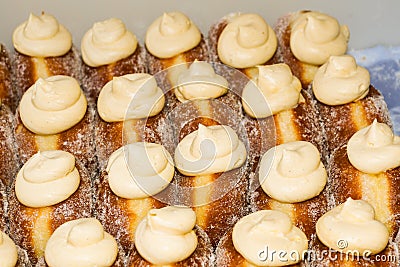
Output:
175,60,228,102
233,210,308,266
174,124,247,176
312,55,370,105
290,11,349,65
217,13,277,68
145,12,201,58
97,73,165,122
259,141,327,203
316,198,389,255
242,64,302,118
0,231,18,267
107,142,174,199
135,206,197,265
347,120,400,174
13,13,72,57
81,18,138,67
19,75,87,135
15,150,80,208
45,218,118,267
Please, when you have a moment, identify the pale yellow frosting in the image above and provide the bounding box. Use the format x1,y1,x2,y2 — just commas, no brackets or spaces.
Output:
135,206,197,265
19,75,87,135
175,60,228,102
312,55,370,105
45,218,118,267
290,11,350,65
13,13,72,57
15,150,80,208
97,73,165,122
0,231,18,267
233,210,308,266
174,124,247,176
242,64,302,118
81,18,138,67
259,141,327,203
217,13,277,68
107,142,175,199
145,12,201,58
316,198,389,255
347,120,400,174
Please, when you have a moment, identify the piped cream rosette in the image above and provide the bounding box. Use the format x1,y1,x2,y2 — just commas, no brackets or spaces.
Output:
312,55,370,105
290,11,349,65
316,198,389,255
15,150,80,208
81,18,138,67
233,210,308,266
242,64,302,118
347,120,400,174
97,73,165,122
13,12,72,57
0,231,18,267
107,142,174,199
259,141,327,203
44,218,118,267
135,206,198,265
174,124,247,176
175,60,228,102
217,13,277,68
145,11,201,58
19,75,87,135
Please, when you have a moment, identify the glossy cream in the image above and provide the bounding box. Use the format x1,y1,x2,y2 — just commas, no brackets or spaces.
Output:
81,18,138,67
97,73,165,122
0,231,18,267
15,150,80,208
217,13,277,68
13,13,72,57
242,64,302,118
19,75,87,135
135,206,197,265
347,120,400,174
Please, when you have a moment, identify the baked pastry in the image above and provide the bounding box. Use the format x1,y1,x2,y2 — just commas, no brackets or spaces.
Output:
14,75,97,177
80,17,147,101
44,217,123,267
145,11,209,111
8,150,92,265
95,73,166,169
12,12,81,99
0,103,19,186
126,206,214,266
274,10,349,88
208,12,278,76
0,43,17,111
311,55,392,155
95,142,175,253
315,121,400,266
216,210,308,267
173,123,248,247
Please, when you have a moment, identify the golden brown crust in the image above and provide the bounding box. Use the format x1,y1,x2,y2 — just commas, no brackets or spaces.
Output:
0,104,19,186
126,227,214,267
314,86,392,155
94,170,168,253
0,44,17,111
14,103,97,178
81,45,148,101
273,11,320,89
11,46,82,101
8,160,92,265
